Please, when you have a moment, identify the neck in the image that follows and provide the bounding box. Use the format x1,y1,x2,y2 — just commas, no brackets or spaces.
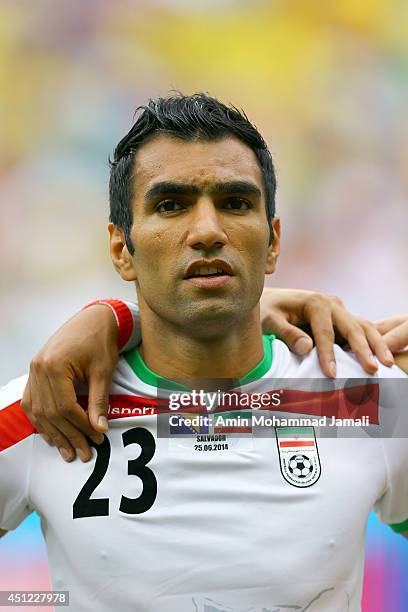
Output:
138,305,265,383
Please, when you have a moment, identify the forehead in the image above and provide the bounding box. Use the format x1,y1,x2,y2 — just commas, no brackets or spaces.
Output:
133,134,264,194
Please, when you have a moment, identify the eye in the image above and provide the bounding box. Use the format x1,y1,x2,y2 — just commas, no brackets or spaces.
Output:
223,198,251,211
155,200,185,213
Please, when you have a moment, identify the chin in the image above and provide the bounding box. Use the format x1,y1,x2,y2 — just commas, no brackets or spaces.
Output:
181,303,249,338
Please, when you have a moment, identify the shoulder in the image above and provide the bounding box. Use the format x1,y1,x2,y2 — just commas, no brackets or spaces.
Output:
334,347,407,380
270,339,407,380
0,375,35,453
0,375,28,410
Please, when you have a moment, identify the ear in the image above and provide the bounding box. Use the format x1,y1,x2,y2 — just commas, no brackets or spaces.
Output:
108,223,138,281
265,217,281,275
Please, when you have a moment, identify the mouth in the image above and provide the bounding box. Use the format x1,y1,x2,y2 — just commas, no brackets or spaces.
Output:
184,260,233,288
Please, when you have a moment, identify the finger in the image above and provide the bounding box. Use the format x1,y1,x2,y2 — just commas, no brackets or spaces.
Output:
39,421,77,460
307,304,336,378
43,404,94,462
87,368,112,433
261,312,281,335
265,313,313,355
329,295,345,309
21,382,53,445
359,322,394,366
375,315,408,335
40,432,54,445
332,314,378,374
32,363,92,461
382,321,408,353
28,364,76,461
47,372,104,446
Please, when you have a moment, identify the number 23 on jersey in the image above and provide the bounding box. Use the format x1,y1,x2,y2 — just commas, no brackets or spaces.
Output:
73,427,157,519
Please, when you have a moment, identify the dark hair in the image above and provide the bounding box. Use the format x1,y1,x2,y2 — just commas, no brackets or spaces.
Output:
109,92,276,254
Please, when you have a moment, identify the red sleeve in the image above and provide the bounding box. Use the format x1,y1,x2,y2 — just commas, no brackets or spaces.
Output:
82,299,134,350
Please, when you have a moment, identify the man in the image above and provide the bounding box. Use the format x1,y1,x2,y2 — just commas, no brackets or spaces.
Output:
1,93,407,611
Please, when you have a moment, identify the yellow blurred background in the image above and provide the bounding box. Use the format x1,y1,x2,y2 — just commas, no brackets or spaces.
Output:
1,0,407,384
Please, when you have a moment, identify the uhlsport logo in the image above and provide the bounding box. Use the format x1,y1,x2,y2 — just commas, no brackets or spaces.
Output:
276,426,321,488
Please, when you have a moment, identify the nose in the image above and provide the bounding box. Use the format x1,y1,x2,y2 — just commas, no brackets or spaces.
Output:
186,197,228,251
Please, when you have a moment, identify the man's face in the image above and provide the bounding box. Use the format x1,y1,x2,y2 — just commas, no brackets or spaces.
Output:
111,134,280,336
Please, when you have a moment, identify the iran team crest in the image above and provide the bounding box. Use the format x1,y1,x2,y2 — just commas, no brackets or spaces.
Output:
275,426,321,488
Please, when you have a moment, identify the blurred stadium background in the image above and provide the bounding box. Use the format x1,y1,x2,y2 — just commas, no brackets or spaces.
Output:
0,0,407,610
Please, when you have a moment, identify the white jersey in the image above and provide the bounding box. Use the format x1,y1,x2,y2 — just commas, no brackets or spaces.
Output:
1,337,407,612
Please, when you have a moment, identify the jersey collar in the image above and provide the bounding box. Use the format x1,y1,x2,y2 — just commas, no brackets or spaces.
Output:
124,335,275,390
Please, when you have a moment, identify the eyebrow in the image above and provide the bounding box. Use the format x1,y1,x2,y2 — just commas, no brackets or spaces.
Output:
144,180,262,201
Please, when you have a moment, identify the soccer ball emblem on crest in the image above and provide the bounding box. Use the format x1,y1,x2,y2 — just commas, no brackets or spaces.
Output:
276,427,321,488
288,454,313,479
